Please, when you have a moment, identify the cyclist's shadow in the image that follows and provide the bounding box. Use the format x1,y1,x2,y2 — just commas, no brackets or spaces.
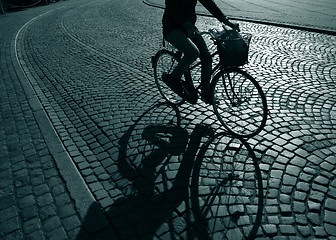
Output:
113,102,214,239
76,102,263,240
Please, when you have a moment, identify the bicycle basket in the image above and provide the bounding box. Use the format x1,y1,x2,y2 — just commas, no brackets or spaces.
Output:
216,30,252,67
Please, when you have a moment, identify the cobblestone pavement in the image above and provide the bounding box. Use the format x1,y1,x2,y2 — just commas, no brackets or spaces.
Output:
2,0,336,239
0,2,87,239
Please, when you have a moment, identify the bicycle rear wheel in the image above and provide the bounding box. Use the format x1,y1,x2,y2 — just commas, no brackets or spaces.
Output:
153,49,184,105
212,68,267,138
191,133,263,240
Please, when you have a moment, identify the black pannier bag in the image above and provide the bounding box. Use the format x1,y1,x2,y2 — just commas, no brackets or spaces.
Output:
216,29,252,67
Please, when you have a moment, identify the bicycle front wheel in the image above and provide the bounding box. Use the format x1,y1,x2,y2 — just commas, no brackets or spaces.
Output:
153,49,184,105
212,68,267,138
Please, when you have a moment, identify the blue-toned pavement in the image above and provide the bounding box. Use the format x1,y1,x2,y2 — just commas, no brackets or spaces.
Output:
145,0,336,34
1,0,336,239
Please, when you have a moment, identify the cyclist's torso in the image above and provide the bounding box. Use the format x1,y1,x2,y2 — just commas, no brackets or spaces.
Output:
162,0,225,38
162,0,197,37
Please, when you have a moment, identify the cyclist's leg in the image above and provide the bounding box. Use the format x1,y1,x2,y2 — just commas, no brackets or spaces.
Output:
191,34,212,101
165,29,200,80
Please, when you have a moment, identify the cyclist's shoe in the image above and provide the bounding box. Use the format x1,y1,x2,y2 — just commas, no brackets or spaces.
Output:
162,73,198,104
162,73,184,97
200,88,213,105
181,80,198,104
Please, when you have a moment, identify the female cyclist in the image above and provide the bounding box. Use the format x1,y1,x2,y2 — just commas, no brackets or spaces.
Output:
162,0,238,104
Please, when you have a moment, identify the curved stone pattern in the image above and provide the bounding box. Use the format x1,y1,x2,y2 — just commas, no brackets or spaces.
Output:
15,0,336,239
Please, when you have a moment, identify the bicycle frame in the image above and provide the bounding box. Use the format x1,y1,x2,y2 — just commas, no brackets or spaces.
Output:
166,29,246,105
188,51,221,79
186,48,240,106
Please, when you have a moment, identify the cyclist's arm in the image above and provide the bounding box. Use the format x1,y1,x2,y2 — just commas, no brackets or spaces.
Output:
199,0,225,21
199,0,239,30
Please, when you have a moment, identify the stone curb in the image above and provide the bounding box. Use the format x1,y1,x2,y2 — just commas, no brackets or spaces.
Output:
12,7,97,228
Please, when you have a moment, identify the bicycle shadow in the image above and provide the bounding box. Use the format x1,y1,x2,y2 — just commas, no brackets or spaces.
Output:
113,102,213,239
76,103,264,240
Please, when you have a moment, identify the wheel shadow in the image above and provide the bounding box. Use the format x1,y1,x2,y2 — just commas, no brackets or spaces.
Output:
76,102,264,240
190,132,264,240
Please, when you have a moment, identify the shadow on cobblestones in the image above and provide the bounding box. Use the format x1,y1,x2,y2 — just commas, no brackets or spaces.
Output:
75,103,264,239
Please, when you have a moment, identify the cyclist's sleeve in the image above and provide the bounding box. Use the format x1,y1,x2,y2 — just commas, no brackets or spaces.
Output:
199,0,226,21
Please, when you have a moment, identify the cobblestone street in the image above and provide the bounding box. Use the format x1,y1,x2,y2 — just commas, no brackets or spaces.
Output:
1,0,336,239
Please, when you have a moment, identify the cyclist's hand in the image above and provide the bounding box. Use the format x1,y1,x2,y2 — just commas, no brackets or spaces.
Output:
231,23,240,32
183,20,199,38
187,25,199,38
221,16,240,32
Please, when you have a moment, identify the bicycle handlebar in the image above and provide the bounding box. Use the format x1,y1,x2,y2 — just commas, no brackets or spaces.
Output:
199,25,250,42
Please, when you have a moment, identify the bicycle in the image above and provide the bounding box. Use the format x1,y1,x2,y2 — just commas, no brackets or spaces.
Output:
152,25,268,138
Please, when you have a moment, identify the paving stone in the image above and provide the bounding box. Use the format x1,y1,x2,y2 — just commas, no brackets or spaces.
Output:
282,174,297,186
295,214,308,225
324,209,336,225
303,167,318,175
25,231,45,240
279,225,296,235
93,189,109,200
294,148,310,158
270,169,282,179
39,204,57,220
18,195,35,209
325,198,336,211
297,225,311,237
315,175,330,186
23,218,42,235
63,215,81,232
47,227,68,240
299,172,314,183
262,224,277,236
268,178,281,189
296,182,310,192
285,165,302,177
279,194,291,204
280,185,294,195
279,204,292,216
54,193,71,206
58,204,77,219
325,223,336,237
33,184,50,196
0,206,17,223
37,193,54,207
327,187,336,200
267,216,280,225
313,226,328,238
308,201,321,213
307,212,321,226
293,201,305,214
309,191,325,203
43,216,62,232
21,206,39,221
265,206,279,215
0,217,20,236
